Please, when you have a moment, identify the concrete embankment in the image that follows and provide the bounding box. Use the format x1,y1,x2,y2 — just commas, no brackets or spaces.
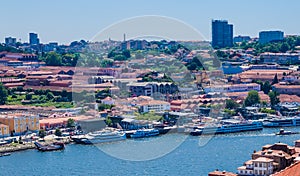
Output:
0,143,35,153
0,137,72,154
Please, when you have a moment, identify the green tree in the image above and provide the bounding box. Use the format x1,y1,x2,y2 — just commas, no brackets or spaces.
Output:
260,108,276,114
272,74,279,85
283,72,287,76
38,129,46,138
224,108,236,116
62,53,79,66
45,52,62,66
225,99,240,109
25,94,33,100
101,59,113,67
262,81,271,94
46,92,55,101
105,117,113,126
108,49,116,58
187,62,197,70
280,42,290,53
244,90,260,107
98,103,113,111
55,128,62,136
268,91,280,107
66,118,75,128
0,83,8,105
122,49,131,58
114,55,127,61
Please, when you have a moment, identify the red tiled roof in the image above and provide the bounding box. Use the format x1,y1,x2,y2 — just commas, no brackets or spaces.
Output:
272,161,300,176
274,84,300,89
279,94,300,103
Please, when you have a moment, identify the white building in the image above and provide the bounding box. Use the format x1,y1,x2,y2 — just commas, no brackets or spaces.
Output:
101,96,115,105
204,83,261,93
237,157,274,176
137,100,170,113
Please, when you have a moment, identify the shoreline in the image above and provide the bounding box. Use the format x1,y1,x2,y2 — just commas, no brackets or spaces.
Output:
0,137,72,154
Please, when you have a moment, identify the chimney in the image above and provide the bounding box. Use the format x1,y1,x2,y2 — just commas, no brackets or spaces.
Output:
295,140,300,148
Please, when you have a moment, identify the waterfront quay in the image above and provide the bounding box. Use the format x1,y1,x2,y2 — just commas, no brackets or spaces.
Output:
1,127,300,176
0,135,71,154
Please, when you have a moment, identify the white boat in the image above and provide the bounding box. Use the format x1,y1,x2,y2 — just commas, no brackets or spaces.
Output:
130,129,159,138
190,121,263,136
263,117,300,127
72,130,126,144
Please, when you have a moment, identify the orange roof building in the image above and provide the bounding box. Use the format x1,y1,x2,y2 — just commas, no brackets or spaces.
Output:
271,161,300,176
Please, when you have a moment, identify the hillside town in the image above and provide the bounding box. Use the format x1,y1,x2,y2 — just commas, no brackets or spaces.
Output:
1,19,300,175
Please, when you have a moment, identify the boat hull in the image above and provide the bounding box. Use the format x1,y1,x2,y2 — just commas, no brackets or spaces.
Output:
34,142,65,152
130,129,160,138
190,123,263,136
72,133,126,144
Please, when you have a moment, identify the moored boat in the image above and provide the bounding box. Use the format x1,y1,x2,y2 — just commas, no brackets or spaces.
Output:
34,142,65,152
263,117,300,127
190,121,263,136
130,129,159,138
71,130,126,144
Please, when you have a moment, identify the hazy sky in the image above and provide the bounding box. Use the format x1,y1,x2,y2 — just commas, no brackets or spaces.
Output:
1,0,299,44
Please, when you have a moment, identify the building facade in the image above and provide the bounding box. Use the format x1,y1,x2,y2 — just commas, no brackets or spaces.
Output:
238,157,274,176
259,31,284,44
272,84,300,96
260,52,300,65
29,33,40,45
0,124,10,137
0,113,39,135
5,37,16,46
137,100,170,113
204,83,261,93
233,35,251,43
128,82,178,97
212,20,233,49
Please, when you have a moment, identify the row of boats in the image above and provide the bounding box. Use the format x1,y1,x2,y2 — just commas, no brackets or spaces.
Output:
261,116,300,127
32,116,300,151
71,128,160,145
63,117,300,145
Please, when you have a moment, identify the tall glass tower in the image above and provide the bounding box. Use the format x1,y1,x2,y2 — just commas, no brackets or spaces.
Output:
212,20,233,49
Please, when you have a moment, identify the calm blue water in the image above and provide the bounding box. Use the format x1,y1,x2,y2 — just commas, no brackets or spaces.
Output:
1,127,300,176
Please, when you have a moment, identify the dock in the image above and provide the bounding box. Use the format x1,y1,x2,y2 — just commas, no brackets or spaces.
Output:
0,143,35,154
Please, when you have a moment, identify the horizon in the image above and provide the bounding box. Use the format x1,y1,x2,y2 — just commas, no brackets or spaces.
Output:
2,0,300,44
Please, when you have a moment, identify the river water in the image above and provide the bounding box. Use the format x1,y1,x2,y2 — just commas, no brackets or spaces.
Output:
1,127,300,176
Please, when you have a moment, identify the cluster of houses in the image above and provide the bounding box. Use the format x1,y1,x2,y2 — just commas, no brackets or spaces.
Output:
208,141,300,176
2,44,300,136
0,108,105,137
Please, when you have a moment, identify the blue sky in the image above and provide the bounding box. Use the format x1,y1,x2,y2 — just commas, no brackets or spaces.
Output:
1,0,299,44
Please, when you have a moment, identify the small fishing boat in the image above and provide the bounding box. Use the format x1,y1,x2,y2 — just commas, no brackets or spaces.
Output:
0,153,11,157
276,129,299,135
0,141,8,146
34,142,65,152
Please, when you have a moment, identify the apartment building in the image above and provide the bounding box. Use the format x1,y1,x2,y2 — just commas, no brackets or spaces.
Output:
0,113,39,135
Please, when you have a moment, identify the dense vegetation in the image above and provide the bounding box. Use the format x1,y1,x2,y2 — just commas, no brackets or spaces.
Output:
0,83,8,105
0,44,23,53
238,36,300,55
